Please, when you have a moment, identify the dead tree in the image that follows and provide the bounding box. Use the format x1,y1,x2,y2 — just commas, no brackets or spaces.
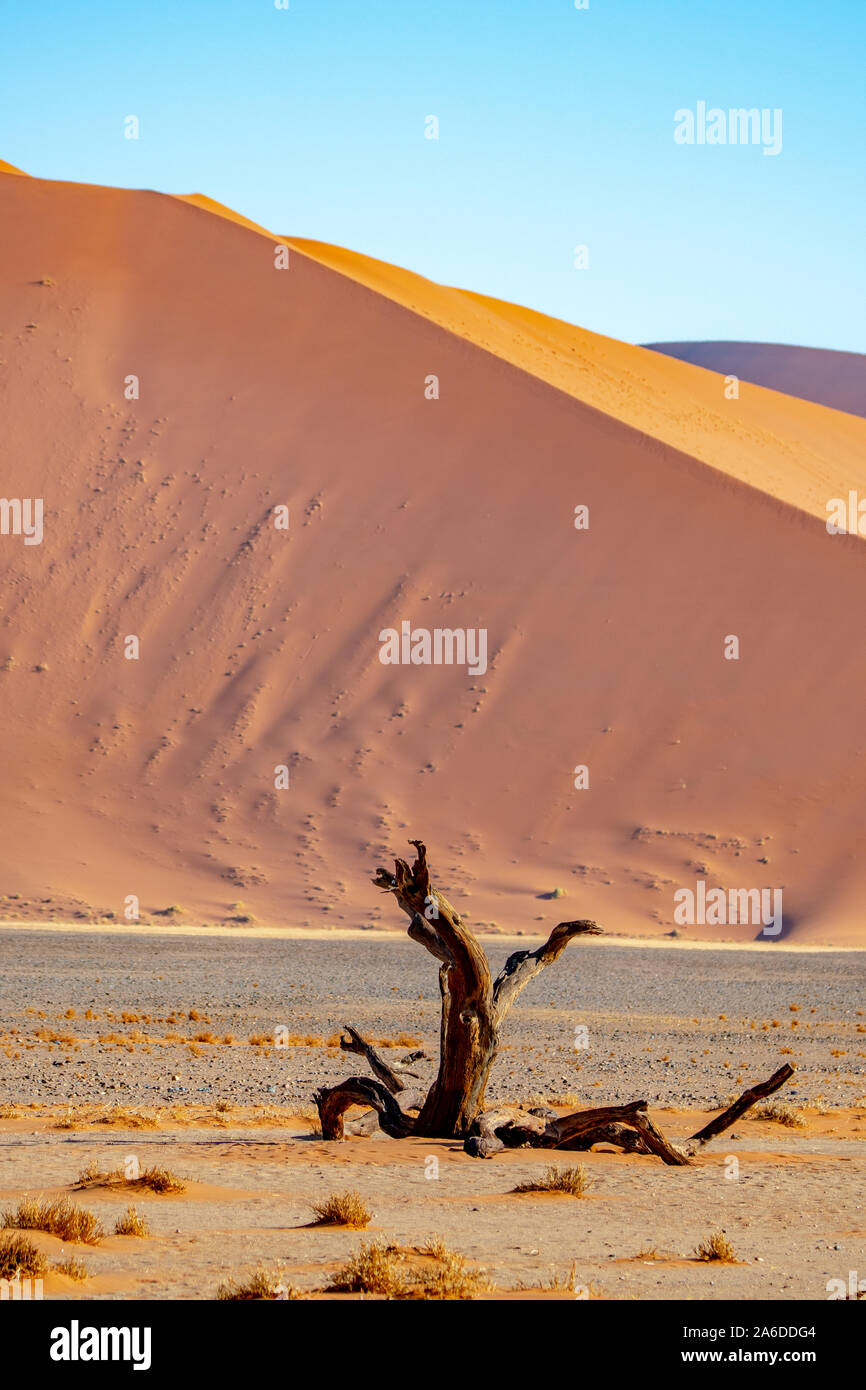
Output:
314,840,794,1163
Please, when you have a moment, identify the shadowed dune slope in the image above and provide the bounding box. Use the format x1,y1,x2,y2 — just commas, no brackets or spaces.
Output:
645,341,866,420
2,167,866,944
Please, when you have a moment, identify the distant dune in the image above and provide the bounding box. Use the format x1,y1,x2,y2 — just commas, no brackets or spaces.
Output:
2,163,866,944
645,341,866,419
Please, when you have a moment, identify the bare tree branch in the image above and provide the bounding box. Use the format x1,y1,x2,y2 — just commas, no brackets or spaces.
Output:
493,919,603,1023
466,1099,691,1165
315,1077,415,1140
686,1064,795,1152
337,1024,407,1093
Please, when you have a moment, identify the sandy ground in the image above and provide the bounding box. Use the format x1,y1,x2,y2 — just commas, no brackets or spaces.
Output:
0,927,863,1300
1,1109,864,1301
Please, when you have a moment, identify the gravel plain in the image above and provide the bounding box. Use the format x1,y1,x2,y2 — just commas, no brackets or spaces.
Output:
0,926,863,1110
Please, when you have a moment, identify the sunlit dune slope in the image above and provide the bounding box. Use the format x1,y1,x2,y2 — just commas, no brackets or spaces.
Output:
282,238,866,525
645,340,866,420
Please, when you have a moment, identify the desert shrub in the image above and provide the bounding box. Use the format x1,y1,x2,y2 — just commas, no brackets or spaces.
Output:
326,1239,487,1300
0,1233,47,1278
76,1163,185,1194
512,1164,590,1196
217,1268,306,1300
326,1241,405,1297
311,1190,371,1229
114,1205,149,1237
695,1231,736,1263
753,1099,805,1128
2,1195,103,1244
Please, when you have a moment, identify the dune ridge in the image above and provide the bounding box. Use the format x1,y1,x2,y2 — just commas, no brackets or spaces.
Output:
645,341,866,420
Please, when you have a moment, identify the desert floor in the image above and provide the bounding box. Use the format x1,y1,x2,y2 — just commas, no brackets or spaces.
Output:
0,926,863,1299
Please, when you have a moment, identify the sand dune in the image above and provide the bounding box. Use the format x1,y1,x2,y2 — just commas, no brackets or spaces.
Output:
645,341,866,420
2,165,866,943
279,241,866,526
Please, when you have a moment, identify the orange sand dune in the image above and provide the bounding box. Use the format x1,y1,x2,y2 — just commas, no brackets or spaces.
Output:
280,241,866,525
2,165,866,944
176,189,866,525
646,341,866,420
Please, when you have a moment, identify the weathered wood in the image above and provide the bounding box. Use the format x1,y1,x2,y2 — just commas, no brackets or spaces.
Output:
625,1110,693,1166
315,1077,415,1140
492,920,602,1024
345,1085,428,1136
465,1098,691,1165
372,840,601,1138
687,1064,795,1150
317,838,789,1166
375,840,497,1135
463,1107,528,1158
557,1122,651,1154
338,1024,407,1094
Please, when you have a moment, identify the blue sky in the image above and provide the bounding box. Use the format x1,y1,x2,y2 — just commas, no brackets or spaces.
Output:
2,0,864,350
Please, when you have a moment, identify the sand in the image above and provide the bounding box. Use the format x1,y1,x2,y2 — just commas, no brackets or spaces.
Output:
2,1107,864,1301
0,924,862,1300
645,342,866,419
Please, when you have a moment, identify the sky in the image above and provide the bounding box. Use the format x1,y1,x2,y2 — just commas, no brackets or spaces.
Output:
1,0,864,351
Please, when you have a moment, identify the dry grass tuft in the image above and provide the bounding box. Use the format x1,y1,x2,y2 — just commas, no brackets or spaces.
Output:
75,1162,185,1194
547,1092,582,1109
217,1267,307,1300
326,1240,405,1298
694,1231,737,1263
55,1254,89,1281
311,1190,371,1229
114,1205,150,1237
512,1163,590,1197
515,1262,594,1293
415,1246,488,1300
55,1105,159,1130
545,1261,580,1291
326,1239,487,1300
135,1165,185,1194
753,1099,806,1128
0,1232,48,1279
2,1195,103,1244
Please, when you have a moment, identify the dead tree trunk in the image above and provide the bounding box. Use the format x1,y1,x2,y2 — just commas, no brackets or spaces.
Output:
313,839,795,1159
366,840,601,1137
